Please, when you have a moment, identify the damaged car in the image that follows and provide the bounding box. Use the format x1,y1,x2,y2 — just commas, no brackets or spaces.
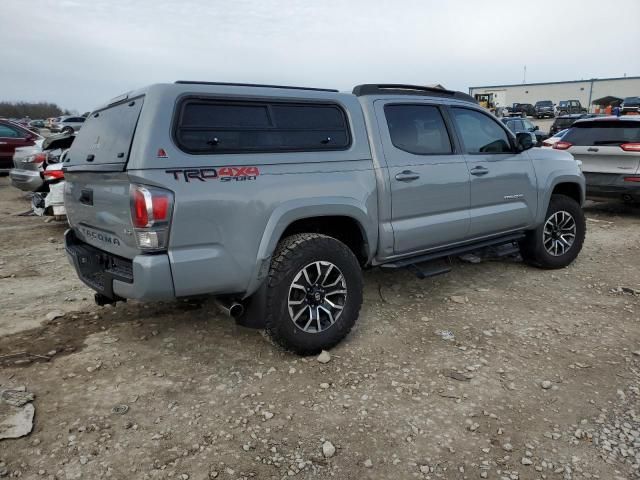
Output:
10,132,74,193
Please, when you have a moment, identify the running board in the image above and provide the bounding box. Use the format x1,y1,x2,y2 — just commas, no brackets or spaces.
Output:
406,262,452,280
380,232,525,271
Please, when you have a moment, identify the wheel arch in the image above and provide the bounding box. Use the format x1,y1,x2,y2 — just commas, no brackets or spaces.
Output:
551,181,584,205
244,199,376,297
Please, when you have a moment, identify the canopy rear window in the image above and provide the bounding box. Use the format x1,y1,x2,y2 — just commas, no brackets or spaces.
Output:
563,120,640,146
66,96,144,166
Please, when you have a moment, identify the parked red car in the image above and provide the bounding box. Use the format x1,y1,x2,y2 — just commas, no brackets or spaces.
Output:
0,119,42,175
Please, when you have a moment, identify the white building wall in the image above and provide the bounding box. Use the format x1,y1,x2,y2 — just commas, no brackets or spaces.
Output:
469,77,640,110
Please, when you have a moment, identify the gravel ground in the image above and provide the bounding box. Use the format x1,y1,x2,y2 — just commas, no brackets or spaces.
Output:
0,177,639,480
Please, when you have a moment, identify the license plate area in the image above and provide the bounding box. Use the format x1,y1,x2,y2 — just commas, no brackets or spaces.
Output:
66,231,133,297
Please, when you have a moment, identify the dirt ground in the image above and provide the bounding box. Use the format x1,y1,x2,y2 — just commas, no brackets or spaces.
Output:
0,176,639,480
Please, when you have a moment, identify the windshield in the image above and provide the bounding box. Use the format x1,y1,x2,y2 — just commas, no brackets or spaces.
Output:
563,120,640,146
536,101,553,107
623,97,640,105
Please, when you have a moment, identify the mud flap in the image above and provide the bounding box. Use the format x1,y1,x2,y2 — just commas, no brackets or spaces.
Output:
235,281,267,329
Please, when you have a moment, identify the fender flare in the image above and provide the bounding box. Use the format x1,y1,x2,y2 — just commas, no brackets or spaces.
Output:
538,175,586,223
243,197,376,297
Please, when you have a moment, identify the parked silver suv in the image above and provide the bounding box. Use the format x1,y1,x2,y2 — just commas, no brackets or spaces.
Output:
62,82,586,354
51,115,86,134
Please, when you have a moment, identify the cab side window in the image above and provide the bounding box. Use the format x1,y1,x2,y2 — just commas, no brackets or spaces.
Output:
451,108,512,153
384,104,452,155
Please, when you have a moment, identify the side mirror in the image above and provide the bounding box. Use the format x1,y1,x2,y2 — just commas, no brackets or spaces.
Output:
516,132,534,151
533,125,539,131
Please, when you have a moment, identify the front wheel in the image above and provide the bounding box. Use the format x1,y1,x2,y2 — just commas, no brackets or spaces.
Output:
264,233,363,355
520,194,586,269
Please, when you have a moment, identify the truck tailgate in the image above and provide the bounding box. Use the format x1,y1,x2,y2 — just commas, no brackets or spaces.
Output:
64,171,140,259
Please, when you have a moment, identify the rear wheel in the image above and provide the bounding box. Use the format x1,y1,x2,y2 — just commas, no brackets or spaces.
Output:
264,233,363,355
62,126,73,134
520,194,585,269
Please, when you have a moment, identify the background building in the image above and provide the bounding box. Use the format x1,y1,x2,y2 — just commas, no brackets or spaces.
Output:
468,76,640,111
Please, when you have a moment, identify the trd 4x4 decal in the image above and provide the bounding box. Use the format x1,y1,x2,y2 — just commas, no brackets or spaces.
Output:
166,167,260,182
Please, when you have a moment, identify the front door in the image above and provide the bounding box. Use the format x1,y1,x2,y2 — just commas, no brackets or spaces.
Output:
448,107,538,237
375,101,470,254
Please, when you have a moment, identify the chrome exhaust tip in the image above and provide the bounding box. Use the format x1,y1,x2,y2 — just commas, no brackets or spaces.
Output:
215,299,245,319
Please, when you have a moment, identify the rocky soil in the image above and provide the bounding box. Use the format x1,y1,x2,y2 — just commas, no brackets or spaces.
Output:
0,178,638,480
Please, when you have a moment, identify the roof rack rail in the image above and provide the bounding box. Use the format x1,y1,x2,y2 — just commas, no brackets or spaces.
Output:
352,84,477,103
175,81,339,93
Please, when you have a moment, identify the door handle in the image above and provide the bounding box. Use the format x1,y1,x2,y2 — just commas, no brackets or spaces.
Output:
395,170,420,182
470,166,489,176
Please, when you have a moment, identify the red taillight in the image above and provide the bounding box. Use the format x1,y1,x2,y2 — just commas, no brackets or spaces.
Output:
132,188,149,228
624,176,640,183
620,143,640,152
43,170,64,180
130,185,173,228
26,152,47,163
152,196,169,221
553,141,573,150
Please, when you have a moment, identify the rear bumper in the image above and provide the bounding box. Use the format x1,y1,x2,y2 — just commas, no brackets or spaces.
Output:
9,169,43,192
584,172,640,200
64,229,175,301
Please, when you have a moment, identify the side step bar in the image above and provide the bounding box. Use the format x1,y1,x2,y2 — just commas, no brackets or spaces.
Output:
406,262,452,280
380,232,525,278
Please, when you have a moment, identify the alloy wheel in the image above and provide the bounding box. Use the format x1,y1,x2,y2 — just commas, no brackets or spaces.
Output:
287,261,347,333
543,210,576,256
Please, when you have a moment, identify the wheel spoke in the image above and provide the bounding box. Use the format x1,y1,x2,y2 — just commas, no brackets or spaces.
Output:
290,283,306,292
303,307,315,331
325,288,347,297
318,305,334,325
324,273,345,288
324,298,344,310
321,264,334,286
559,235,573,248
302,268,313,286
292,305,307,323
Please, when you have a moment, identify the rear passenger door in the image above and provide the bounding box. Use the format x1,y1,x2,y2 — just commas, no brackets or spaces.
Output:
375,102,470,254
449,107,537,237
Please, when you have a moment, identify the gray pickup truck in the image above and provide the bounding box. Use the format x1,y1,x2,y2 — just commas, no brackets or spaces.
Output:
62,82,586,354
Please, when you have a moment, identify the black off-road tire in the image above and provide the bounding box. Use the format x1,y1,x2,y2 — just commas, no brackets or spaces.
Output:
264,233,363,355
519,194,586,269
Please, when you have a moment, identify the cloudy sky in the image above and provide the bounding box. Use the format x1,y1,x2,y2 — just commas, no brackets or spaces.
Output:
2,0,639,112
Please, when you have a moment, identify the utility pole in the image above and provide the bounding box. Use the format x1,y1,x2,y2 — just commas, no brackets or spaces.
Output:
523,65,527,84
